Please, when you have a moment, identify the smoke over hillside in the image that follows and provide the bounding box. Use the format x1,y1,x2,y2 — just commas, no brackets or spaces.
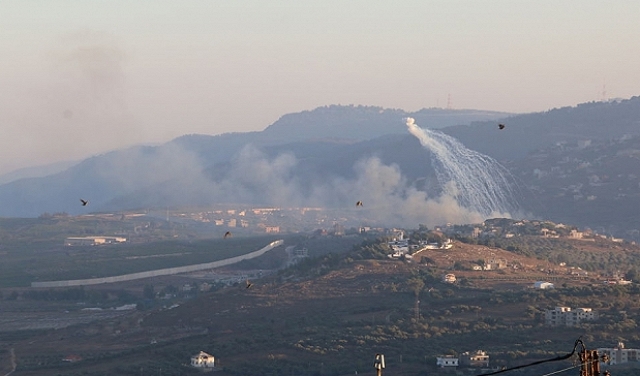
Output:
104,134,517,228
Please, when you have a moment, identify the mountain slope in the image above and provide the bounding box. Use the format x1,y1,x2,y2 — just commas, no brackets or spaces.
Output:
262,105,510,141
445,97,640,161
1,98,640,236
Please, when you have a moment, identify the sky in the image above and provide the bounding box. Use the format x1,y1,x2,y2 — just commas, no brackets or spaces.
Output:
1,1,639,175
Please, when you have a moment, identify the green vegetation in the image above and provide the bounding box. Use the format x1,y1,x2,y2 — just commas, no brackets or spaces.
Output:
5,224,640,375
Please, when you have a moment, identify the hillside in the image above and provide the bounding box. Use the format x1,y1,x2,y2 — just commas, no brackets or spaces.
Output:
445,97,640,161
3,226,640,375
1,98,640,241
262,105,510,140
506,134,640,239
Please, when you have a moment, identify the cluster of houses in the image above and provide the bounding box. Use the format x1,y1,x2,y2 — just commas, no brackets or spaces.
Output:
77,342,640,372
387,231,454,260
435,342,640,370
441,218,629,244
436,350,490,369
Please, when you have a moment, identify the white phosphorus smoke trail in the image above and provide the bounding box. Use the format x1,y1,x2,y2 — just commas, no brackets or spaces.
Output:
405,117,521,218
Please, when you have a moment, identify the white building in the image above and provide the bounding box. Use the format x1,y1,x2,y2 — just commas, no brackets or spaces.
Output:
533,281,555,289
443,273,457,283
544,306,596,326
191,351,215,368
418,239,453,250
459,350,490,368
388,240,409,253
436,356,459,368
597,342,640,365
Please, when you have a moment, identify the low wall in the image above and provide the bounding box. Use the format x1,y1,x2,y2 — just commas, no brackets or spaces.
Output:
32,240,283,288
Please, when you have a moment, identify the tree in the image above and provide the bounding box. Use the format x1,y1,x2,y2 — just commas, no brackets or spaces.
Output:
625,268,637,281
407,277,425,298
143,284,155,300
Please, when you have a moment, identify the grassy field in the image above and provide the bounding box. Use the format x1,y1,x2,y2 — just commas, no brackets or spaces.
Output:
0,236,284,287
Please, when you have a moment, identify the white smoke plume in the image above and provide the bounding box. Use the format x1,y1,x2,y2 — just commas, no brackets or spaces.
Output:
173,142,510,228
94,118,522,228
405,117,520,218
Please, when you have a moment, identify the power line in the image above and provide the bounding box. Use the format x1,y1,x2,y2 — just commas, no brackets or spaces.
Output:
474,339,585,376
539,362,585,376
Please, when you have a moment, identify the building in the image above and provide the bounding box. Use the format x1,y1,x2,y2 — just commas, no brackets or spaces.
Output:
436,356,459,368
597,342,640,365
421,240,454,250
64,236,127,246
389,240,409,251
485,258,507,270
286,247,309,266
264,226,280,233
544,306,596,326
568,229,584,239
533,281,555,290
191,351,215,368
459,350,490,368
443,273,457,283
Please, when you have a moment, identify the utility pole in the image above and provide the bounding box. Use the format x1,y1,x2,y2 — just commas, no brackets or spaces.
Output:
579,345,609,376
373,354,385,376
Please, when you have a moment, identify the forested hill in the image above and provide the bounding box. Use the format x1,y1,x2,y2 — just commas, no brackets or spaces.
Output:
444,97,640,161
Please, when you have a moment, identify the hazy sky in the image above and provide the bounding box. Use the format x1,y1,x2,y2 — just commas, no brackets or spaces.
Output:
1,1,639,175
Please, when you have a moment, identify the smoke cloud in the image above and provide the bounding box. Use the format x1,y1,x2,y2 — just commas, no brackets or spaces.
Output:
125,138,511,228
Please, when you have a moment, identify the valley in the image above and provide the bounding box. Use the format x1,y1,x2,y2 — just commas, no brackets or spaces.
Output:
2,217,640,375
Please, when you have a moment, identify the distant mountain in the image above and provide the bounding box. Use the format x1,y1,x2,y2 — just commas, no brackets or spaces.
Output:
0,159,78,185
262,105,511,141
2,99,640,241
0,105,506,218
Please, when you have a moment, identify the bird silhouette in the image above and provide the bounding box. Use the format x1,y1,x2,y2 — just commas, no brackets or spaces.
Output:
356,201,363,207
245,280,253,289
224,231,232,239
498,123,505,130
80,199,88,206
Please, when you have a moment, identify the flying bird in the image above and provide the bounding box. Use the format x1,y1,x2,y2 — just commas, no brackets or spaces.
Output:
356,201,363,207
245,280,253,289
224,231,232,239
80,199,88,206
498,123,505,130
